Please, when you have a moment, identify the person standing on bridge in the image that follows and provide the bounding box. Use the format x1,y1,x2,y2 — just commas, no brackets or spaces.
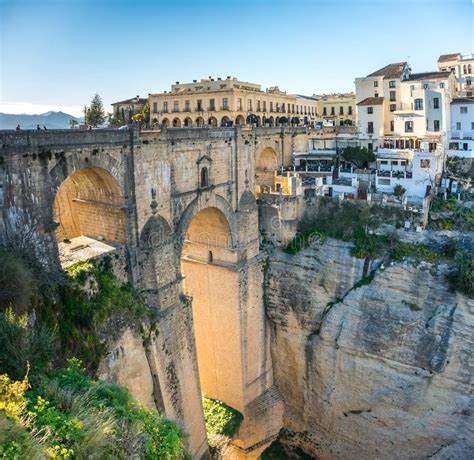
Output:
37,124,41,130
15,124,21,131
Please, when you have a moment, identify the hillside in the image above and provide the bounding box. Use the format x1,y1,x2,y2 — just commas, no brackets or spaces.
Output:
0,111,81,129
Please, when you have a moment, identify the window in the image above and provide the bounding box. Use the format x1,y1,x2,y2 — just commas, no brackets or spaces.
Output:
331,107,335,115
247,99,252,111
263,101,267,111
423,83,429,89
367,122,374,133
390,104,396,112
348,106,353,115
152,102,158,113
200,167,209,188
222,98,229,110
374,92,379,97
374,81,378,87
237,98,242,110
197,99,203,111
389,80,396,88
414,99,423,110
390,91,396,101
367,107,373,114
390,120,394,131
173,101,179,112
467,78,472,86
440,82,445,88
433,97,439,109
392,161,398,165
463,65,467,74
472,122,474,130
405,121,413,133
209,98,215,110
339,106,344,115
184,100,191,111
380,160,388,165
420,159,431,168
270,102,273,112
463,143,469,151
323,107,327,116
456,122,461,130
368,143,373,151
433,120,440,132
460,106,468,114
469,64,472,74
163,101,168,112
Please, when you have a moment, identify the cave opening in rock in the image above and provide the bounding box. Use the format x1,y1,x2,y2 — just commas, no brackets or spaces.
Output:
180,207,244,413
53,167,125,266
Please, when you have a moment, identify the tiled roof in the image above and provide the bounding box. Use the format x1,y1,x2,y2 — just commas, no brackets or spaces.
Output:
367,62,407,79
357,97,384,106
112,97,147,105
407,71,452,81
437,53,460,63
451,97,474,104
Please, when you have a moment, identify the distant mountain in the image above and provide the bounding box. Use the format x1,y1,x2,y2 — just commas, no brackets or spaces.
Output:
0,111,82,129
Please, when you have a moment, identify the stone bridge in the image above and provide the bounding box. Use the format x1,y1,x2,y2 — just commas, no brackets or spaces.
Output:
0,126,309,458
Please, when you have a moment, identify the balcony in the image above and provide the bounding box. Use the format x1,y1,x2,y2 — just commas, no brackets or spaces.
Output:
183,107,191,112
208,106,216,111
195,107,203,112
172,108,180,113
220,106,230,111
162,109,168,113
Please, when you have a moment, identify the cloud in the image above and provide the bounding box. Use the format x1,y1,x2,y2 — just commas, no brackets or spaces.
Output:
0,101,86,117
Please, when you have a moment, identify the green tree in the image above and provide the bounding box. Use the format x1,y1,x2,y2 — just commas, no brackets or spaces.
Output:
393,184,407,197
142,102,150,124
341,146,376,168
85,94,106,127
278,116,288,125
69,119,78,129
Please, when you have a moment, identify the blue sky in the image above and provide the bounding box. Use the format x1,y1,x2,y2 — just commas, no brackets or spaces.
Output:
1,0,473,116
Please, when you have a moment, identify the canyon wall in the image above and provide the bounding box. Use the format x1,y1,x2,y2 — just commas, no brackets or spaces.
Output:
267,238,473,459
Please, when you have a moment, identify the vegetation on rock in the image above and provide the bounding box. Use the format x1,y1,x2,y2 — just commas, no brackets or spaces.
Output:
202,397,243,456
0,250,185,458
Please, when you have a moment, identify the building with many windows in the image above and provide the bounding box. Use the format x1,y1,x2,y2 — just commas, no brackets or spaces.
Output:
437,53,474,97
448,97,474,159
355,62,411,149
313,93,356,126
147,77,318,127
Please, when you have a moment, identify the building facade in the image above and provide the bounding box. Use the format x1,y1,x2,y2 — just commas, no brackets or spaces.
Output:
147,77,318,127
448,97,474,159
314,93,356,126
437,53,474,97
111,96,147,124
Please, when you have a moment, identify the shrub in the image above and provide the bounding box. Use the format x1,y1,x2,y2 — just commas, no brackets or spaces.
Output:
393,184,406,197
450,254,474,298
0,251,35,314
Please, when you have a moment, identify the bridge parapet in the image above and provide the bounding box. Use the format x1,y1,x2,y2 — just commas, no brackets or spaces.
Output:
0,129,133,154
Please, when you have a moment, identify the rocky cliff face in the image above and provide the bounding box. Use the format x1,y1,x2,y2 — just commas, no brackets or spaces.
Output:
267,238,473,459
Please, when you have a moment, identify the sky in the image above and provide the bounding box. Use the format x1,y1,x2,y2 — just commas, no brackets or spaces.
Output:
1,0,473,116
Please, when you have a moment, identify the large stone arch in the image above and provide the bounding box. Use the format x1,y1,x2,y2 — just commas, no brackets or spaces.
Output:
53,166,125,244
49,151,124,193
176,192,238,255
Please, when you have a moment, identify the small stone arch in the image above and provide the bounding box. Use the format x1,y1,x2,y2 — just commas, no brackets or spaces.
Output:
172,118,181,128
184,117,193,127
140,214,172,249
220,116,231,127
255,146,279,194
268,116,275,126
235,115,245,125
238,190,258,212
208,116,218,127
162,118,170,127
196,117,205,127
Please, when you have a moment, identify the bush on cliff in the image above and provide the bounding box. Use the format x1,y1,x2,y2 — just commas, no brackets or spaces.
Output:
0,359,184,459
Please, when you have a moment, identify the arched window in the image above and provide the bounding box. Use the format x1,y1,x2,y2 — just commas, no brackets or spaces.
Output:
200,167,209,188
468,64,472,74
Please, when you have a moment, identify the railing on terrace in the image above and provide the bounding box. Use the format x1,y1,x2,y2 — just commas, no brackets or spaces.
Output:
376,170,412,179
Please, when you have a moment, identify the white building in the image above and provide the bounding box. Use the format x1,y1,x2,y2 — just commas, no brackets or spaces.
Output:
448,97,474,159
355,62,411,150
437,53,474,97
374,148,443,202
